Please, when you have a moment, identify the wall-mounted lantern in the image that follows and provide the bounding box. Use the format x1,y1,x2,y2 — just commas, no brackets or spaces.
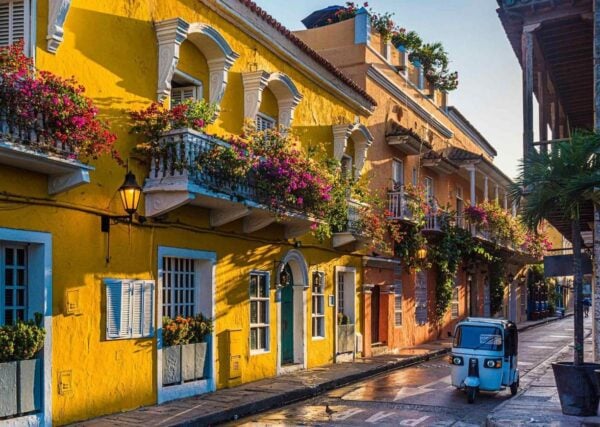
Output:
417,247,428,260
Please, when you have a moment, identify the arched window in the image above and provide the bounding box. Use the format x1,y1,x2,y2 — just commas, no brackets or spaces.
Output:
242,71,303,129
155,18,239,111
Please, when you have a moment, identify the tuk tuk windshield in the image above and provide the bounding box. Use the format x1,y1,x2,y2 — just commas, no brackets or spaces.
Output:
454,325,503,351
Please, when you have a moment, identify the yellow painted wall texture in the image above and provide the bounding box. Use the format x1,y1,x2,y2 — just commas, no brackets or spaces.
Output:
0,0,374,424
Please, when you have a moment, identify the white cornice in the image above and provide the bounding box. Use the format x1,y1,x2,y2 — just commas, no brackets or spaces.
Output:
197,0,374,116
367,65,453,138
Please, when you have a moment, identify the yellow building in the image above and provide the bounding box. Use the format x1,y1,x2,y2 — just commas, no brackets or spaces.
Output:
0,0,376,424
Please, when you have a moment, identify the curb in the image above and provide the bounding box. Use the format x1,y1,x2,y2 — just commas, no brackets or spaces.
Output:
179,347,450,426
516,313,572,333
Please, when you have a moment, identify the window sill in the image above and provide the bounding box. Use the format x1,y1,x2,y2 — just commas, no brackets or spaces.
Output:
312,336,326,341
250,349,270,356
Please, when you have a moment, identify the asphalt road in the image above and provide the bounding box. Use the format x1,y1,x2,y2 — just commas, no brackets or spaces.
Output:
226,317,578,426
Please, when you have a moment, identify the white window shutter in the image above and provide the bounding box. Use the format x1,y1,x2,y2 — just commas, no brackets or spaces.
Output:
171,86,197,107
130,280,154,337
256,114,275,131
105,279,126,339
142,281,155,337
0,1,26,48
130,281,143,337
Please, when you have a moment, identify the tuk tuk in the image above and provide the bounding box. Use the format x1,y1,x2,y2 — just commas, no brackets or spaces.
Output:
449,317,519,403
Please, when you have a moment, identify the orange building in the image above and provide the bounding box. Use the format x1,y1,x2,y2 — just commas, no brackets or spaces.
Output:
296,7,533,356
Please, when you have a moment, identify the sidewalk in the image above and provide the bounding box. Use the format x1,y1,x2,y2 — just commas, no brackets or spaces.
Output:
76,316,564,427
487,316,597,427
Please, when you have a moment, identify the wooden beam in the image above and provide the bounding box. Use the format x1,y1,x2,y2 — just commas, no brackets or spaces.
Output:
523,26,536,159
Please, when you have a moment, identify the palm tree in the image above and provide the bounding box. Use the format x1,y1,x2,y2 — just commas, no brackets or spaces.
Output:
511,131,600,365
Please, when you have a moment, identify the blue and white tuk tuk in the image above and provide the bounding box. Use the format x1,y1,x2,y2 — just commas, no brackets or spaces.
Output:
449,317,519,403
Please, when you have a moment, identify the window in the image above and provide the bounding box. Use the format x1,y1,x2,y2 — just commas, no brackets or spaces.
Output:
341,155,353,182
170,69,203,107
412,167,418,186
394,280,403,326
256,113,276,131
250,272,270,352
392,159,403,189
1,244,27,325
424,177,434,204
312,272,325,338
0,0,27,48
453,325,502,351
105,279,155,339
162,257,196,318
337,272,345,314
451,277,459,319
171,86,198,106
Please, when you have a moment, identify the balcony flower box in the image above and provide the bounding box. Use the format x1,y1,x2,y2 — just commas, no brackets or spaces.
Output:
337,323,355,354
162,342,208,385
0,316,45,419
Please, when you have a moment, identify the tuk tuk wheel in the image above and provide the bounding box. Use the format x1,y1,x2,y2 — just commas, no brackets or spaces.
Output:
467,386,477,403
510,381,518,396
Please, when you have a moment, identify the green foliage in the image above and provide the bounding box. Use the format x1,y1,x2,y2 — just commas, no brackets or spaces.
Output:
0,315,46,362
391,30,422,52
489,258,506,316
409,42,459,92
430,223,473,321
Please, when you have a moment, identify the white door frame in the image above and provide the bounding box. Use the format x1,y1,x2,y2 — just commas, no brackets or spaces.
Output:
0,227,52,427
276,250,308,374
156,246,217,403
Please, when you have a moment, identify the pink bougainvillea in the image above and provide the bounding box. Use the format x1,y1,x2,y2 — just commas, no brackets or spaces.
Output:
0,41,119,163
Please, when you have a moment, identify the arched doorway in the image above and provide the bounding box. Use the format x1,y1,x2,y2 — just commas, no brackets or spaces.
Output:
276,250,308,373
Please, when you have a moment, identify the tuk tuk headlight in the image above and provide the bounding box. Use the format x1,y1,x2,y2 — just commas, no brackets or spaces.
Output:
449,355,463,365
484,358,502,369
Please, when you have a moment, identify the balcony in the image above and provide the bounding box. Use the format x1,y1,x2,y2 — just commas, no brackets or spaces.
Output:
387,189,414,222
143,128,315,238
385,123,431,156
0,117,93,194
332,199,369,249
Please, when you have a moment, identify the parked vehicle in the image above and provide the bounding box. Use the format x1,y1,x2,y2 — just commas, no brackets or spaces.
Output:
449,317,519,403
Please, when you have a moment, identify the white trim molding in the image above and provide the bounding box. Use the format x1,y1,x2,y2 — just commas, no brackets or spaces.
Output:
46,0,71,53
332,123,373,179
242,71,303,128
155,18,239,106
275,249,308,374
0,227,52,427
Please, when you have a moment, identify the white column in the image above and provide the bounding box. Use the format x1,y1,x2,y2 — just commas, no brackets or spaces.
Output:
494,184,499,203
468,166,476,206
504,193,508,211
484,176,489,202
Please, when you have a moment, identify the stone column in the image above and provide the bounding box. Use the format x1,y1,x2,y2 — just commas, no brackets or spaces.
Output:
594,0,600,363
509,275,518,323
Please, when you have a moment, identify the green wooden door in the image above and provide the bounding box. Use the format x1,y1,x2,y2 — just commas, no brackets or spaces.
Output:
281,266,294,364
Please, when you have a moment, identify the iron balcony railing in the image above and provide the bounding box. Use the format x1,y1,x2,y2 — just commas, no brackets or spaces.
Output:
0,112,78,159
388,188,413,221
149,128,315,215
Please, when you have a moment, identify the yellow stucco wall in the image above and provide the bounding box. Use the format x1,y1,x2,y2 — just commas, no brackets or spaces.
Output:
0,0,373,424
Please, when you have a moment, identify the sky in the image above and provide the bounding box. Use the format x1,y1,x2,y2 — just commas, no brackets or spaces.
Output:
253,0,531,179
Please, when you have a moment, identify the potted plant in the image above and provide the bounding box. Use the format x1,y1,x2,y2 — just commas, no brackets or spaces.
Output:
0,314,45,418
162,314,213,386
512,131,600,415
